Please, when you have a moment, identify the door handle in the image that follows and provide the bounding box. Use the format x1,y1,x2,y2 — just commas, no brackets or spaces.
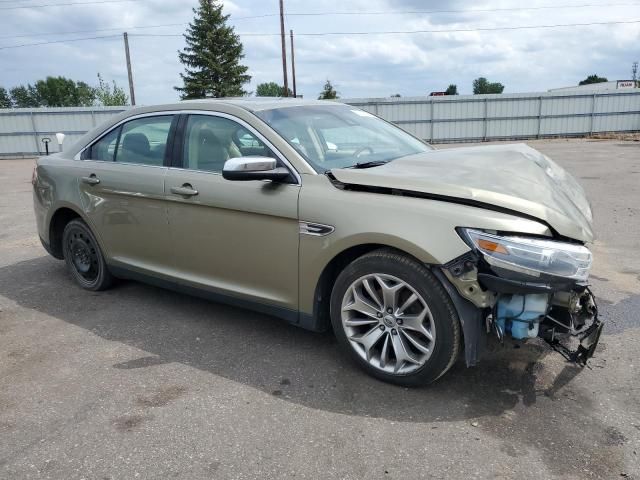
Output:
81,175,100,185
170,184,199,197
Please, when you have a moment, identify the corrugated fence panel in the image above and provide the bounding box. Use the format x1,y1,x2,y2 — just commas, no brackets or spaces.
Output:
434,120,484,140
488,97,539,119
540,116,591,135
2,135,36,155
344,90,640,143
0,113,32,133
596,93,640,113
0,106,128,156
33,112,91,134
1,93,639,155
487,118,539,138
435,98,483,120
542,95,593,116
594,113,640,132
403,122,430,140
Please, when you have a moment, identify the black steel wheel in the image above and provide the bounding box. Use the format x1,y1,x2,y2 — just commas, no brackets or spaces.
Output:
62,219,114,291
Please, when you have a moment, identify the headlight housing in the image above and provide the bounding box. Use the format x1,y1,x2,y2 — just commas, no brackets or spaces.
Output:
460,229,592,282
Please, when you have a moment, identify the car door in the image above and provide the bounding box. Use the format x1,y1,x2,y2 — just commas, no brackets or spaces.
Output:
76,114,176,274
165,112,300,312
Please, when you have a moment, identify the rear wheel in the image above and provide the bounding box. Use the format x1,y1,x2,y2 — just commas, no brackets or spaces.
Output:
62,219,114,291
330,249,460,386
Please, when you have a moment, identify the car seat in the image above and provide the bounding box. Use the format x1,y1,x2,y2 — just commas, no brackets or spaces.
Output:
120,132,152,164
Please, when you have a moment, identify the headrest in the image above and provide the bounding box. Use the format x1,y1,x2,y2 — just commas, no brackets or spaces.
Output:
198,128,222,147
122,133,150,155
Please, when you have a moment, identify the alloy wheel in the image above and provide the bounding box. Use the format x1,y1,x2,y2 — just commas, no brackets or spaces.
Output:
340,273,436,375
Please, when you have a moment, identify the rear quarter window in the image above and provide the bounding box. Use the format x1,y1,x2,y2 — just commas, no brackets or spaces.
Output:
82,126,120,161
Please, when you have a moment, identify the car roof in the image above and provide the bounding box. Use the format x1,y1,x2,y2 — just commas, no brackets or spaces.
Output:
168,97,344,112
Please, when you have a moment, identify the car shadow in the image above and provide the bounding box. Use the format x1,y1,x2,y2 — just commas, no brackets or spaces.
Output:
0,256,625,477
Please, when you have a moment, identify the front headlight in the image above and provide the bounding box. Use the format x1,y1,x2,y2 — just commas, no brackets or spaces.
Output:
460,228,592,282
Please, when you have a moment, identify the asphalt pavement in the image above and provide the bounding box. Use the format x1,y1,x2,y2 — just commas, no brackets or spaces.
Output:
0,139,638,479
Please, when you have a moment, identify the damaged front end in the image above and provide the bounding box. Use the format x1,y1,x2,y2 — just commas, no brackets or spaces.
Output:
440,228,603,367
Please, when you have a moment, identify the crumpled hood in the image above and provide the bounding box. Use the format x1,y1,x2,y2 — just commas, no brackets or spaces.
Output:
330,143,594,242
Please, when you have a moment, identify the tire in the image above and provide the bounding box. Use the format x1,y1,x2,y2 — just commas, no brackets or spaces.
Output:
330,248,460,386
62,218,114,291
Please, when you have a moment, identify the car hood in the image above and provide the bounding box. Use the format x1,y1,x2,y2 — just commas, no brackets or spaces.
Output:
330,143,594,242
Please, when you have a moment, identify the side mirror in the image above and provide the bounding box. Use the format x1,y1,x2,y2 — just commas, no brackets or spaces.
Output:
222,156,291,182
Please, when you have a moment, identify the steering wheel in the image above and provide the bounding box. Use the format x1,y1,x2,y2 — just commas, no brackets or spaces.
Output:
352,146,374,158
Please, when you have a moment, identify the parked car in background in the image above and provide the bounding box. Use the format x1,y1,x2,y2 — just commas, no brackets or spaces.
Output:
32,98,602,385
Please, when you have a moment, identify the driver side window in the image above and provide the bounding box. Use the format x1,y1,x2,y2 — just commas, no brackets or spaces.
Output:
183,115,275,173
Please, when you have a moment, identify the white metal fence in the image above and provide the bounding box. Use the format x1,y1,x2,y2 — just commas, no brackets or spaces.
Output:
344,90,640,143
1,89,639,156
0,106,129,157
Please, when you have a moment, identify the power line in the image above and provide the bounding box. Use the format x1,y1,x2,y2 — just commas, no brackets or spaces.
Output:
0,34,120,50
244,2,640,19
1,0,635,8
129,19,640,37
0,2,638,40
0,0,142,10
0,22,185,39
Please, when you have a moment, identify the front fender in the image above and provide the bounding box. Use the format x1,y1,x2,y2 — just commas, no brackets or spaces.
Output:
298,175,550,316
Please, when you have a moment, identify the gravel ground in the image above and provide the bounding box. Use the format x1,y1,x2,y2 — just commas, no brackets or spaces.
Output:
0,138,638,479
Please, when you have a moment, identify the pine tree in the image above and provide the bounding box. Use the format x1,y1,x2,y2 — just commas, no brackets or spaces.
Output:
0,87,11,108
318,80,338,100
176,0,251,99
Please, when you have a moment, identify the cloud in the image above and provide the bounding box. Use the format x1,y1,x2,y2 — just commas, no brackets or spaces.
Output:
0,0,638,103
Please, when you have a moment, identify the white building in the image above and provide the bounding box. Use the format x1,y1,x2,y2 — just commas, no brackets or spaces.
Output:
549,80,638,93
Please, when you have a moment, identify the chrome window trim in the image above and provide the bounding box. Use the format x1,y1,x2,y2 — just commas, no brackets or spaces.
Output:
77,159,169,170
75,109,304,185
175,110,302,185
74,111,180,161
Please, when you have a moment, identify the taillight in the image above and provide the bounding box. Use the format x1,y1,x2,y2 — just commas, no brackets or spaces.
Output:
31,164,38,186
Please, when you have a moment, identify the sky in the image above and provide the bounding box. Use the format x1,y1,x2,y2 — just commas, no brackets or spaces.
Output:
0,0,639,104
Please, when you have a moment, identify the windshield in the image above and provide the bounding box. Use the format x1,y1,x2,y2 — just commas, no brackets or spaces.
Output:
254,105,432,172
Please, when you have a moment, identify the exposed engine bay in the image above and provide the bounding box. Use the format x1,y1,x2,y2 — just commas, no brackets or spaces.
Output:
440,229,603,367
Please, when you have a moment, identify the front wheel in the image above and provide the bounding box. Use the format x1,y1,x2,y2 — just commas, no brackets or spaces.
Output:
62,218,114,291
330,249,461,386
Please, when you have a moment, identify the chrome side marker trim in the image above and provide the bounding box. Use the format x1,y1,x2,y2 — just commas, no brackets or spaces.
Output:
299,222,335,237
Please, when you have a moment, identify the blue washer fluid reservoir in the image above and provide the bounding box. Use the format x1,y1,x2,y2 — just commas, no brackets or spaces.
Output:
496,294,549,340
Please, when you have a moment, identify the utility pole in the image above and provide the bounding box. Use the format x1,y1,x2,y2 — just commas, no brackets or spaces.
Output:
123,32,136,105
290,29,297,97
278,0,289,97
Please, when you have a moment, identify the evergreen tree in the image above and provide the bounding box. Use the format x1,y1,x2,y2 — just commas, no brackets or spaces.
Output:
176,0,251,99
0,87,11,108
445,84,458,95
318,80,338,100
